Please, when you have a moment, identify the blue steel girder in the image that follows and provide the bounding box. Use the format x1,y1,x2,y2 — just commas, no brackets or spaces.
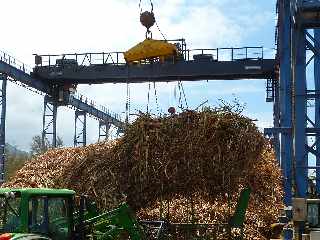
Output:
315,29,320,193
33,59,276,84
0,58,49,93
278,0,293,206
293,0,320,27
293,26,308,198
305,28,320,194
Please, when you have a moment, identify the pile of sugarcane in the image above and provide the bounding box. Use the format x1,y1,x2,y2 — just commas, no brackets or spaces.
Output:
4,108,283,239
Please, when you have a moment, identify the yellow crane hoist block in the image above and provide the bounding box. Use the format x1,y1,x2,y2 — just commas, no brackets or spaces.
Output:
124,39,178,63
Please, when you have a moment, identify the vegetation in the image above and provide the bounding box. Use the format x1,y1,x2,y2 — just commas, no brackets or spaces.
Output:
30,135,63,156
5,144,29,181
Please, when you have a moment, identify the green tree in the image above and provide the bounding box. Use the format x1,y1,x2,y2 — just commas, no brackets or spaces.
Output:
4,144,29,181
5,154,29,181
30,135,63,156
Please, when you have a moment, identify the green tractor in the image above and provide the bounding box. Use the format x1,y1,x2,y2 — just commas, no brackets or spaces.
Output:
0,188,251,240
0,188,145,240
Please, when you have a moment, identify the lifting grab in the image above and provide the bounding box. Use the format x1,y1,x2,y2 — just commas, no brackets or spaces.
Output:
124,0,178,64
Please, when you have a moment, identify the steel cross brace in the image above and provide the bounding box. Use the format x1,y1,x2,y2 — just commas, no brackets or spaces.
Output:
99,121,111,141
314,29,320,193
74,110,87,147
42,95,58,148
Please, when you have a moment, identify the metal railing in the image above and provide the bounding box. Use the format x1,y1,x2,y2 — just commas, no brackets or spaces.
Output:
0,50,32,74
71,92,122,122
35,46,267,68
36,52,126,67
183,46,265,61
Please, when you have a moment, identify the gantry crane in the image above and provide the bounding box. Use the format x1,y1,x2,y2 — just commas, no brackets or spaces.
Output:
2,0,320,238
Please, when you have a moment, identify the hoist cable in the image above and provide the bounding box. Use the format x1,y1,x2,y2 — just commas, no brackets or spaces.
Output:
147,81,151,113
139,0,166,40
125,66,131,124
177,81,183,109
153,82,161,115
176,81,189,110
180,80,189,109
128,84,131,118
150,0,154,11
125,83,131,123
139,0,154,13
139,0,142,13
155,20,167,41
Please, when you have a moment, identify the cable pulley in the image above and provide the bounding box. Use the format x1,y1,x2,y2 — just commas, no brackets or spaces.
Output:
139,0,156,38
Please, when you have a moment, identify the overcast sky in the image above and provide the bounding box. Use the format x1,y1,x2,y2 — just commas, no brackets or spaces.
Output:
0,0,277,151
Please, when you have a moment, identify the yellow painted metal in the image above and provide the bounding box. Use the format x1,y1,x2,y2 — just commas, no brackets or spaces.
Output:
124,39,178,63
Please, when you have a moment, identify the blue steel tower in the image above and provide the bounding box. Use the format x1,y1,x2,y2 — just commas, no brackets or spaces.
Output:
275,0,320,208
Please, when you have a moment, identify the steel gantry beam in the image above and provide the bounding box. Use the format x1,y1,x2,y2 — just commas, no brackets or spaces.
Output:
0,74,7,183
32,47,275,84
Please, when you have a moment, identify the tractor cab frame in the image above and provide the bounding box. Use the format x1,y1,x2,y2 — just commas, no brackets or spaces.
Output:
0,188,76,240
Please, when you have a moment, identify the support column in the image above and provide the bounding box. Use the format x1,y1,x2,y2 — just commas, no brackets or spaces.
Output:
273,78,281,161
293,27,307,198
74,110,87,147
279,0,293,206
314,29,320,193
42,95,58,149
0,74,7,183
99,121,111,141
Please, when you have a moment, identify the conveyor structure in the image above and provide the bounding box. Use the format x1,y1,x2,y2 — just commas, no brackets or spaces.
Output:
0,50,125,182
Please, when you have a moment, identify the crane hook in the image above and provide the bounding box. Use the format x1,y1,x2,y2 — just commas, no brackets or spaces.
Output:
139,0,155,38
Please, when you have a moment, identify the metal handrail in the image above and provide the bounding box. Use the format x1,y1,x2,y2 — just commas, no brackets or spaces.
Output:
36,52,126,67
72,92,122,122
35,46,266,67
183,47,264,61
0,50,32,74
